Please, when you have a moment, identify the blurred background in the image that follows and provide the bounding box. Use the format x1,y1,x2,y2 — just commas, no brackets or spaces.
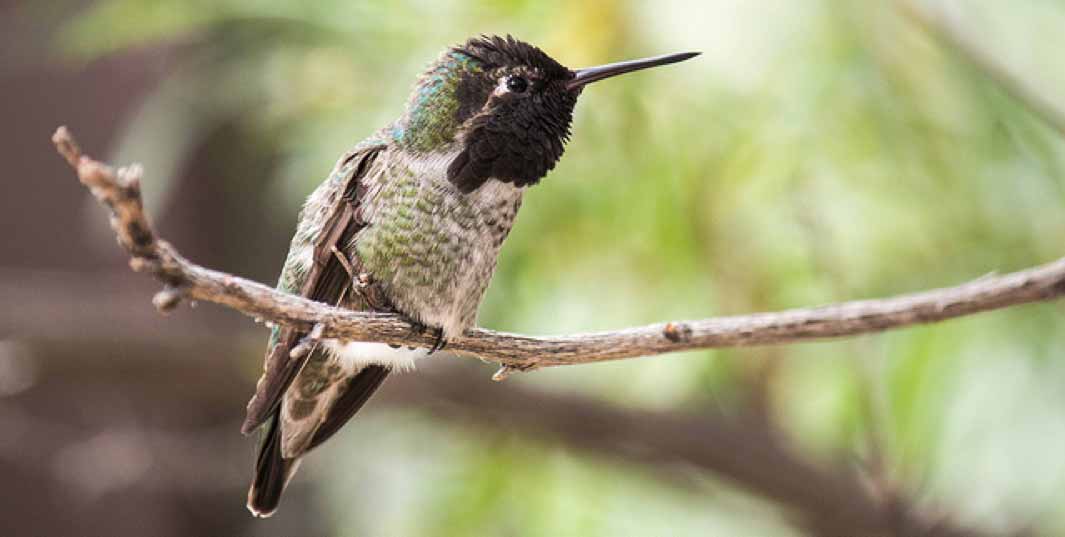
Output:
3,0,1065,535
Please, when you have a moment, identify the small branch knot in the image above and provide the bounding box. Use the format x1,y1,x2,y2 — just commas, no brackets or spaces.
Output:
663,322,693,343
492,363,540,382
51,126,82,167
153,286,187,313
129,257,160,273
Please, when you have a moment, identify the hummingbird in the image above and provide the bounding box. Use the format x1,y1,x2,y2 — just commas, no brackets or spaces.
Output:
242,34,698,517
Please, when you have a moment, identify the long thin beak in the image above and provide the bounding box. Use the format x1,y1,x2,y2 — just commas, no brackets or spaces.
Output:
566,51,700,91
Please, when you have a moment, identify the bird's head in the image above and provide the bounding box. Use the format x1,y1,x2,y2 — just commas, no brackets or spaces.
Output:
395,35,698,193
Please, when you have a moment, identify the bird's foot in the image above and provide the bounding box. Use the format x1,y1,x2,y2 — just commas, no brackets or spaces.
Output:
405,319,447,355
428,328,447,355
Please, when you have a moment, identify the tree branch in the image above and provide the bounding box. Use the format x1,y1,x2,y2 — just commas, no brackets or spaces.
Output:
53,126,1065,372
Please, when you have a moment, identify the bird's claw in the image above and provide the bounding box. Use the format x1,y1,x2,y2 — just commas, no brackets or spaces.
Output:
406,319,447,355
428,328,447,355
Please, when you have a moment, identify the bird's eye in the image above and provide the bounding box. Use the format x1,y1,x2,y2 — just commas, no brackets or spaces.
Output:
505,76,529,93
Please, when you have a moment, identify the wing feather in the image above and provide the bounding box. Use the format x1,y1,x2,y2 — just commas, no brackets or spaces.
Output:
242,144,384,434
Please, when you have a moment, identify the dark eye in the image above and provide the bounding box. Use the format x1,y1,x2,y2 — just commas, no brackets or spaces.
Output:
505,76,529,93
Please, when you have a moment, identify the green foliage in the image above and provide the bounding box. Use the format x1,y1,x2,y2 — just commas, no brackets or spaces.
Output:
61,0,1065,534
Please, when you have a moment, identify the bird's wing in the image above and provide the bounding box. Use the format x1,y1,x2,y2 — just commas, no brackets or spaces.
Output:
242,142,386,435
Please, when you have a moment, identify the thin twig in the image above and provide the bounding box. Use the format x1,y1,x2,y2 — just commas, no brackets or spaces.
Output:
53,126,1065,371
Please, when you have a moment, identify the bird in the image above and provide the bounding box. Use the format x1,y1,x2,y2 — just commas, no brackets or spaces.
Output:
241,34,698,517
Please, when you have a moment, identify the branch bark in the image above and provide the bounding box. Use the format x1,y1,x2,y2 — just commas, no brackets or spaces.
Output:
53,125,1065,372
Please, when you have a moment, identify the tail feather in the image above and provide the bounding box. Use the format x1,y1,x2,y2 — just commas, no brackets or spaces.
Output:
246,414,297,518
308,365,390,451
245,365,391,518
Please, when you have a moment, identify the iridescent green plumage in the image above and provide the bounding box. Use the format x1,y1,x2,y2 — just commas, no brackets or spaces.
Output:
402,51,483,151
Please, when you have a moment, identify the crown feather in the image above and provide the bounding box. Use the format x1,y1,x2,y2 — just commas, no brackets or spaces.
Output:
455,35,571,78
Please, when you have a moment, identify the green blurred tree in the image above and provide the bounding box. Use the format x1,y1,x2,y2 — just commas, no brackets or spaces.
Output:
54,0,1065,534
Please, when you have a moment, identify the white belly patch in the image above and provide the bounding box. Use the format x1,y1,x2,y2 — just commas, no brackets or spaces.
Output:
323,340,428,372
